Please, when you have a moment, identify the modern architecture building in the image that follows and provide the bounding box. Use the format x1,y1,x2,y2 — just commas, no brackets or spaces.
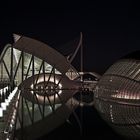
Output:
0,34,99,140
94,51,140,139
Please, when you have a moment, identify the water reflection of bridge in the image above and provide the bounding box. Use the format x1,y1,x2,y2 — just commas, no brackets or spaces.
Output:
0,34,100,140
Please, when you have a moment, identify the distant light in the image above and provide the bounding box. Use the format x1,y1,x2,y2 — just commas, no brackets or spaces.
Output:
111,92,140,100
0,108,3,117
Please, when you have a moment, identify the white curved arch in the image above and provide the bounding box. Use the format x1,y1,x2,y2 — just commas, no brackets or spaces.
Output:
13,35,71,74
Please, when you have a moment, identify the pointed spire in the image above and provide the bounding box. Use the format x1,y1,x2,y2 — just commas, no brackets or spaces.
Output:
13,34,21,42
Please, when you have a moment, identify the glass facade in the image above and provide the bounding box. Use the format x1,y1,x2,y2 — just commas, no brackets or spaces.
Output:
0,38,79,140
0,34,95,139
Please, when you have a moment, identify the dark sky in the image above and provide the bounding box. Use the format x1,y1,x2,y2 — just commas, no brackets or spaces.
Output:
0,1,140,74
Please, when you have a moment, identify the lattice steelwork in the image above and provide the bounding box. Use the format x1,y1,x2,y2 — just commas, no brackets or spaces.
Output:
0,34,98,140
94,58,140,138
0,37,80,140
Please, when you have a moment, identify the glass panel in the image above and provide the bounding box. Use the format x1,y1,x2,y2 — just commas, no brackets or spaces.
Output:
3,47,11,76
65,68,79,80
34,56,43,75
23,52,32,79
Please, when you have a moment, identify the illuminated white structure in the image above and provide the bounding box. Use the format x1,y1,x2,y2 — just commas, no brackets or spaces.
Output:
0,34,99,140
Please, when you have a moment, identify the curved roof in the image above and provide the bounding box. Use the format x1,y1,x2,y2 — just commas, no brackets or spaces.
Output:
13,35,72,74
94,58,140,138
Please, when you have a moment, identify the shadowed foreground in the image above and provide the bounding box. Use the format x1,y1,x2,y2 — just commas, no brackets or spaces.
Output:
37,107,126,140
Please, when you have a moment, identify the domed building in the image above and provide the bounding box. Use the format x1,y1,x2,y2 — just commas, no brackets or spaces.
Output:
94,51,140,138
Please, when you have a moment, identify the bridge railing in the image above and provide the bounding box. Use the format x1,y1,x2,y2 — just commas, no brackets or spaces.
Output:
0,87,19,140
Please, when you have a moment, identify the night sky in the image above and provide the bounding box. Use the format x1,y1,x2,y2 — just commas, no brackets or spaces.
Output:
0,1,140,139
0,1,140,75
